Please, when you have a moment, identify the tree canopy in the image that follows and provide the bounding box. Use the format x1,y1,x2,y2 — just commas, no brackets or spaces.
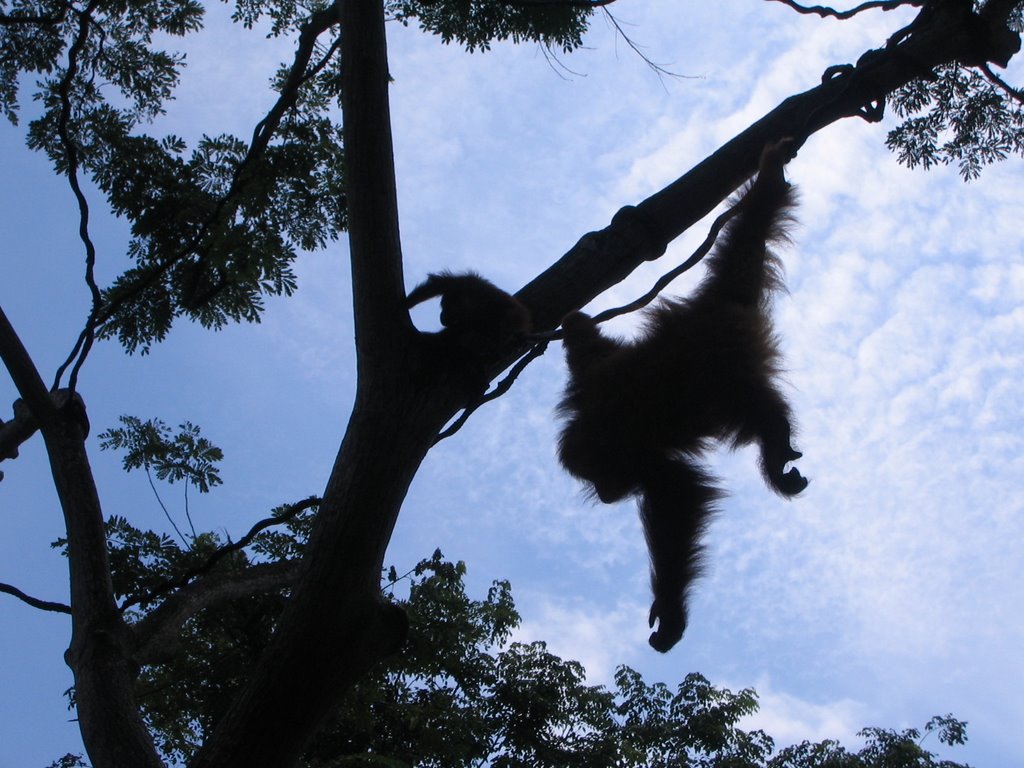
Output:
53,535,976,768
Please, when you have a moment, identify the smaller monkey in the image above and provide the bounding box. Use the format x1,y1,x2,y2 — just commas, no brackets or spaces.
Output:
407,271,531,394
407,271,531,355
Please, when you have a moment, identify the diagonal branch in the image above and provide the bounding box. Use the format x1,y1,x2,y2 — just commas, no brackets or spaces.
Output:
435,189,752,443
3,308,160,762
120,496,320,612
981,61,1024,104
131,560,299,665
0,581,72,613
0,305,58,429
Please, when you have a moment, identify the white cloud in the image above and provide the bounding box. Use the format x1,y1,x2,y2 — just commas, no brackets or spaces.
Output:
514,592,644,685
743,682,865,748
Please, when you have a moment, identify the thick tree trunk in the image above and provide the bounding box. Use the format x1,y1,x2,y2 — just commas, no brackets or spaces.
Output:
0,307,161,767
191,1,439,764
191,391,447,767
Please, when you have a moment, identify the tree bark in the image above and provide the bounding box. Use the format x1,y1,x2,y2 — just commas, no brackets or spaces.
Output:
0,306,162,767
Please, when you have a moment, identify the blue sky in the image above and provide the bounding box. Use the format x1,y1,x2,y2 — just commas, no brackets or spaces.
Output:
2,2,1024,765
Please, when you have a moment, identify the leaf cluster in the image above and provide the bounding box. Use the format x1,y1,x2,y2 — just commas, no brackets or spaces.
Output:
89,522,974,768
63,419,979,766
0,0,203,126
770,715,970,768
5,0,349,353
887,63,1024,179
2,0,598,358
84,109,346,353
70,510,307,762
614,668,772,767
387,0,592,54
100,415,224,493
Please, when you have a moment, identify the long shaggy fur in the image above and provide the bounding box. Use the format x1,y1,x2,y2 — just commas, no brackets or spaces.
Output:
557,140,807,652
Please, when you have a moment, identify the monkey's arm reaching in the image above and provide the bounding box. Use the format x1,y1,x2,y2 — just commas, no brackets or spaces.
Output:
698,139,798,308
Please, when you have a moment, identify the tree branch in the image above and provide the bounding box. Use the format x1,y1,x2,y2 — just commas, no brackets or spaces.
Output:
981,0,1024,25
433,340,552,444
766,0,920,19
0,305,58,430
2,307,160,763
131,560,299,665
0,581,72,613
1,159,161,768
0,400,39,470
600,7,687,79
120,496,320,612
435,187,754,442
981,60,1024,103
515,0,1020,332
192,4,431,765
51,0,102,394
341,0,410,370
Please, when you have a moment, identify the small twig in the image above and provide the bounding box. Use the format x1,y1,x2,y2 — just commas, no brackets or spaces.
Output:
980,61,1024,105
601,8,689,80
183,482,198,541
382,563,424,590
765,0,919,19
433,340,551,444
298,35,343,91
146,467,189,547
0,582,72,614
539,41,589,81
119,495,320,611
